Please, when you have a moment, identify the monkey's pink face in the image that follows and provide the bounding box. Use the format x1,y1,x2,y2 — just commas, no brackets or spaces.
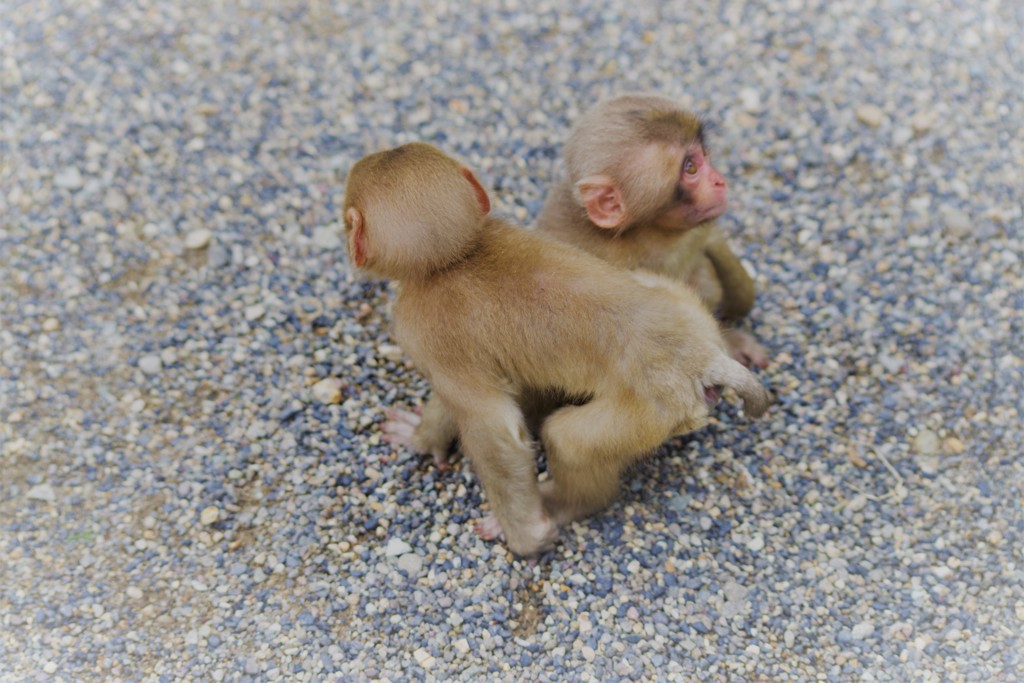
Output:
662,144,728,228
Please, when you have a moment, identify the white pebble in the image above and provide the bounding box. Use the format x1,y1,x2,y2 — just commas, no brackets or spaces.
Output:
244,304,265,321
845,494,868,514
397,552,423,575
312,226,342,249
851,621,875,640
378,344,404,362
912,429,939,456
942,207,972,238
27,483,56,503
828,144,851,165
311,377,344,404
413,648,435,669
747,534,765,552
126,586,144,600
738,87,761,113
384,538,413,556
184,228,213,250
42,662,58,674
54,167,84,189
856,104,885,127
911,110,936,133
138,355,163,375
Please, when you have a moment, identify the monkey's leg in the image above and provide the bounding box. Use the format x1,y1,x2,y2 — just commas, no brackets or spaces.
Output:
382,394,458,469
540,396,669,525
451,392,557,556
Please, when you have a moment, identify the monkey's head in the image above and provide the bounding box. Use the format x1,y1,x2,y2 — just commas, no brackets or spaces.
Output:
343,143,491,280
565,94,728,233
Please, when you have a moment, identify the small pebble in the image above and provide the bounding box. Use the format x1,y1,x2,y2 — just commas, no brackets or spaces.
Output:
311,377,344,404
910,110,936,133
397,553,423,575
54,167,84,189
912,429,940,456
738,87,761,113
384,538,413,557
851,622,875,640
185,228,213,250
27,483,56,503
942,207,972,239
312,226,341,249
200,506,220,526
413,648,435,669
855,104,885,127
138,355,163,375
244,304,265,321
378,344,404,362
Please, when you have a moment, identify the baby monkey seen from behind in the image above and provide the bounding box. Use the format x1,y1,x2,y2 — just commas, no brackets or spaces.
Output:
344,142,770,556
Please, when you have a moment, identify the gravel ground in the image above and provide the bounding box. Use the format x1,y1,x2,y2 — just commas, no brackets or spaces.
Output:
2,1,1022,681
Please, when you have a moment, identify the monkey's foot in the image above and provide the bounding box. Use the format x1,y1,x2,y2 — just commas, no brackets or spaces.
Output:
722,329,769,369
474,514,504,541
381,407,451,469
477,511,558,556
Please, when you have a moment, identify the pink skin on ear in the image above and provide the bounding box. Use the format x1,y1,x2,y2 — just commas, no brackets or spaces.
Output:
345,207,368,268
461,168,491,214
577,176,626,229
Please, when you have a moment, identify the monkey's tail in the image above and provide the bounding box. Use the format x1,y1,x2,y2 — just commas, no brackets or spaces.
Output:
708,357,772,418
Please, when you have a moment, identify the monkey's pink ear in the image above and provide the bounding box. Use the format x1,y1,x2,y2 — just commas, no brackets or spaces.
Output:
345,207,368,268
577,176,625,229
461,168,491,215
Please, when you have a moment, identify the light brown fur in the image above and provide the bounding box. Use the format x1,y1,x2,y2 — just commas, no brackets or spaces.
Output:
537,94,764,362
345,142,770,556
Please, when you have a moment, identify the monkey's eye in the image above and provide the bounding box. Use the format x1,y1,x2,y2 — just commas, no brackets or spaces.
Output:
683,158,698,175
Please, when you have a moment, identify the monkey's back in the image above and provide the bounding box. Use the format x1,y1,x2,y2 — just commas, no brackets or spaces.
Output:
393,218,720,401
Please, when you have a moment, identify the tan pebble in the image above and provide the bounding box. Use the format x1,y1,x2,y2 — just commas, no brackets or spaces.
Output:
413,648,435,669
200,506,220,526
944,436,965,454
856,104,885,127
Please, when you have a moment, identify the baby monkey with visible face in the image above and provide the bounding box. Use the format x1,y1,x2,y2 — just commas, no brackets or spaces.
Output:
537,94,767,368
344,143,770,556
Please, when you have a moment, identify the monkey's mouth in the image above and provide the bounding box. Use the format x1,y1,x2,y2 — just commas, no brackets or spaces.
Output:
703,386,721,405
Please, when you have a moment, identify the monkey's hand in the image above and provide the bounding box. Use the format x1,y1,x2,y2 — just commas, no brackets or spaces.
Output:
721,328,769,370
381,408,452,470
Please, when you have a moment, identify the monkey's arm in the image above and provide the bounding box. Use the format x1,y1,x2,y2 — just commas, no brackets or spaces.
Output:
704,232,755,321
